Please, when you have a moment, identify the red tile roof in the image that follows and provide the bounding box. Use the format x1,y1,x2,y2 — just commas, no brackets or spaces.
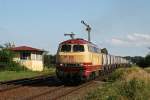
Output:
10,46,44,52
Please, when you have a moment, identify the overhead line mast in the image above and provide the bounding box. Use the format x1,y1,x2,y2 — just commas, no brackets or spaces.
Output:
81,20,92,42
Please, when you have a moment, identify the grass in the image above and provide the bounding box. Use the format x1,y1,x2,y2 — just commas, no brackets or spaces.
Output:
144,67,150,73
0,67,55,82
85,66,150,100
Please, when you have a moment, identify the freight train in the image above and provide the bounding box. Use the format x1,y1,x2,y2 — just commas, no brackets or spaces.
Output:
56,38,130,83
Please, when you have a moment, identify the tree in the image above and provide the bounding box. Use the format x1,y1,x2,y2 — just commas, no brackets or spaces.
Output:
145,54,150,67
4,42,15,48
44,55,56,68
101,48,108,54
0,43,16,64
0,48,15,63
0,43,27,71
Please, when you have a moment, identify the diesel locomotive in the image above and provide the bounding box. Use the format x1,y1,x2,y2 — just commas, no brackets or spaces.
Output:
56,38,129,82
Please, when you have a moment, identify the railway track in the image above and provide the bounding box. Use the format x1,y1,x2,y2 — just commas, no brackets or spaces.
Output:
0,74,65,100
0,74,55,92
20,77,104,100
23,85,65,100
53,74,110,100
52,81,95,100
19,80,96,100
0,70,111,100
0,75,101,100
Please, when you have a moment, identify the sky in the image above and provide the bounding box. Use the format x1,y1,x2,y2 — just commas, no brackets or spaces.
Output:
0,0,150,56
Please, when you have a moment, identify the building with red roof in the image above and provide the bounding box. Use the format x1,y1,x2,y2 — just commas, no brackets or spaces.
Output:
11,46,45,71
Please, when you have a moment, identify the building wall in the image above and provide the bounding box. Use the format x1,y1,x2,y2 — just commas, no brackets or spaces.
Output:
13,52,44,71
19,60,43,71
31,60,43,71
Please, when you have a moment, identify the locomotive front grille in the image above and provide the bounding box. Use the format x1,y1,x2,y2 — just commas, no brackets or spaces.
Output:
63,63,81,67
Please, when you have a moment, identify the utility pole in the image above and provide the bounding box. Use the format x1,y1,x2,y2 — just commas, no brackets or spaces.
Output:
81,20,92,42
64,32,75,39
148,47,150,54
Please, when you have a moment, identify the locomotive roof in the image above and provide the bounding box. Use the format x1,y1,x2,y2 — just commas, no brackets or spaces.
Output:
60,38,97,46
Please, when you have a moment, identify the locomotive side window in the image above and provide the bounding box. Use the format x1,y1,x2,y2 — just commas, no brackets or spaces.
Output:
61,45,71,52
73,45,84,52
88,45,100,53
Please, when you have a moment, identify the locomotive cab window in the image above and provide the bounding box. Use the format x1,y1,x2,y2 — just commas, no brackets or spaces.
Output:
88,45,100,53
73,45,84,52
61,44,71,52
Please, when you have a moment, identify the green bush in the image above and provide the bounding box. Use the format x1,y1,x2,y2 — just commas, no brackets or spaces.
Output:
119,78,144,99
0,62,28,72
85,67,150,100
85,83,120,100
106,68,124,82
86,79,150,100
8,62,28,71
0,48,28,71
44,55,56,68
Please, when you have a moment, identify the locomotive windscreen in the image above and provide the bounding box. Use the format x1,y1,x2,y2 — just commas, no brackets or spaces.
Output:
73,45,84,52
61,45,71,52
60,44,85,52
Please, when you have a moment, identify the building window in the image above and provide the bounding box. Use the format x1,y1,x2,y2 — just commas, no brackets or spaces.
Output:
20,52,31,60
31,53,42,61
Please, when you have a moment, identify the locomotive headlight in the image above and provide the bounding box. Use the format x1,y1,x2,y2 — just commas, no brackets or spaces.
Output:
80,63,84,66
60,63,63,66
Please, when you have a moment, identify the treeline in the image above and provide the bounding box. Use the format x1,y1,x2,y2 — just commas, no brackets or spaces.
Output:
0,48,27,71
124,54,150,68
44,55,56,68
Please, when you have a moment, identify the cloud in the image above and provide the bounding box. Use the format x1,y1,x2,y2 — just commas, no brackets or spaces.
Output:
109,33,150,47
111,38,129,46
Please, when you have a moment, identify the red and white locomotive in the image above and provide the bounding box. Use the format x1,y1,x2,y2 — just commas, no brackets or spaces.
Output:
56,38,129,82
